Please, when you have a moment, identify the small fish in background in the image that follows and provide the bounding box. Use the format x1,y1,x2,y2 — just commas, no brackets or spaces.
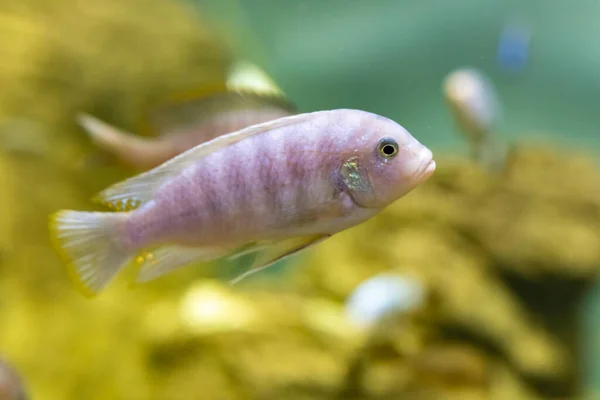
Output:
0,358,28,400
497,17,532,76
79,60,295,171
344,274,426,330
442,67,508,172
49,109,435,296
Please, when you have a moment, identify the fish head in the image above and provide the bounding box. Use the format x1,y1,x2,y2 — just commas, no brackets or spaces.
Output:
339,115,435,209
442,68,499,141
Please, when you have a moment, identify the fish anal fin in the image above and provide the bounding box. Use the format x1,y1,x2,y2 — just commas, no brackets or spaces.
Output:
93,111,318,209
94,196,143,212
229,234,330,285
134,245,229,284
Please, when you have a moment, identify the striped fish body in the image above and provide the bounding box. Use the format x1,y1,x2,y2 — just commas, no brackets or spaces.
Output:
124,109,378,250
49,109,435,295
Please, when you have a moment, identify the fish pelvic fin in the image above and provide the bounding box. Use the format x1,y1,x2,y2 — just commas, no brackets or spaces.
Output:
134,234,330,286
134,245,229,284
49,210,132,297
93,111,318,211
229,234,330,285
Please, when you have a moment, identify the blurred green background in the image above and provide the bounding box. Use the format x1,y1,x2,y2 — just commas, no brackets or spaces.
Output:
201,0,600,154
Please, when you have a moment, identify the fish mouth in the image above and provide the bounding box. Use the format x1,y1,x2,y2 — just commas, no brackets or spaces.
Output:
413,158,436,180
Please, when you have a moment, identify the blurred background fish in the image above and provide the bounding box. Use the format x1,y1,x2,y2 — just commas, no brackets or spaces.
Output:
442,67,509,172
78,61,296,171
344,274,426,330
79,90,296,171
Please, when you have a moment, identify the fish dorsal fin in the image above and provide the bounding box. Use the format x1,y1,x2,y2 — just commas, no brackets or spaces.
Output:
226,60,284,97
93,111,319,208
147,90,297,137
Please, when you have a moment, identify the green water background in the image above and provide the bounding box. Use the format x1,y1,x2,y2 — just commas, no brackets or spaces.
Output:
200,0,600,155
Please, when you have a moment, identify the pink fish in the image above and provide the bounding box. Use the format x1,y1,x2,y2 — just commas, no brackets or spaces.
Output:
79,91,296,170
49,109,436,296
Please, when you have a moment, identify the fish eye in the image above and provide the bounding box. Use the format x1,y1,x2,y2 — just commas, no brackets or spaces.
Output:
377,137,399,158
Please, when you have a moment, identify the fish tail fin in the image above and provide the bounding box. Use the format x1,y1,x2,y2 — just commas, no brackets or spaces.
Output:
77,113,134,150
49,210,132,297
77,113,165,169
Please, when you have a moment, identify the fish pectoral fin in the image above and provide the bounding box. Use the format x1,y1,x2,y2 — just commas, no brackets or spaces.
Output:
229,234,330,285
225,242,270,262
93,111,316,212
134,235,330,285
134,245,228,283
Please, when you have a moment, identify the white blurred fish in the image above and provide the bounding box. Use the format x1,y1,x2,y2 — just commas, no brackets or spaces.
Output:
442,67,507,172
79,60,295,171
345,274,426,329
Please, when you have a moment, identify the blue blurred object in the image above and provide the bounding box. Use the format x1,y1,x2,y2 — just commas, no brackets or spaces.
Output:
497,17,532,74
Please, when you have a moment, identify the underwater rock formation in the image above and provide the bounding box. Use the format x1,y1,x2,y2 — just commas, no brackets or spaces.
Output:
144,280,547,400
